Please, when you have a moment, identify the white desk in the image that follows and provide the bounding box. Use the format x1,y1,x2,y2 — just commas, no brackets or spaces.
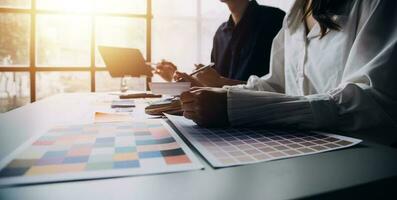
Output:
1,93,397,200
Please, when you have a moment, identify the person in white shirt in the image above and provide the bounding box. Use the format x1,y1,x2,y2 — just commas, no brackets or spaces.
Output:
180,0,397,131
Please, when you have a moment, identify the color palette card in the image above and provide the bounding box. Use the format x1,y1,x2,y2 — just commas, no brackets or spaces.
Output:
165,114,362,168
94,112,133,123
0,120,203,186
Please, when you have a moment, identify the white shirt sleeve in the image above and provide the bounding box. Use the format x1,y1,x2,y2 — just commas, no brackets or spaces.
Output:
227,0,397,131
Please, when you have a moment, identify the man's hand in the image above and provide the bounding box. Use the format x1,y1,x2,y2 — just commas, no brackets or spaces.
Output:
180,87,229,127
142,64,154,77
174,67,226,88
155,60,177,82
194,67,225,87
174,71,204,87
194,63,205,70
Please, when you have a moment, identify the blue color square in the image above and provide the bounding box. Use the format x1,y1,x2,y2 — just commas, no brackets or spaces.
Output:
96,137,115,144
138,151,162,159
113,160,140,169
0,167,29,178
134,135,153,141
94,143,114,148
136,137,176,145
148,124,162,128
115,146,136,153
157,137,176,144
42,151,67,159
36,157,64,165
136,139,156,145
63,156,89,164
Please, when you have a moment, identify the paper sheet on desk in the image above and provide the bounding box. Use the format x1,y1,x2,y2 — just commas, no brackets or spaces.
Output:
149,82,191,96
111,99,135,108
0,119,203,186
165,114,362,168
108,91,147,96
94,112,133,123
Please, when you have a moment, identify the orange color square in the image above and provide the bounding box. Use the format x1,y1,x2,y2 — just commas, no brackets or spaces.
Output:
164,155,191,165
59,135,78,141
67,147,92,156
137,144,160,152
94,112,132,123
150,128,170,139
113,152,138,161
55,135,78,145
75,135,96,143
25,164,86,176
55,139,75,146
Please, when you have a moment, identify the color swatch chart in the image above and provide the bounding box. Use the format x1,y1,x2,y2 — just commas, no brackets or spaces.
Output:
165,115,361,168
0,120,202,186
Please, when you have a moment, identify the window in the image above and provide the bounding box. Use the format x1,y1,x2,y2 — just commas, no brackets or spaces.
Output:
0,0,149,111
0,0,292,113
151,0,293,73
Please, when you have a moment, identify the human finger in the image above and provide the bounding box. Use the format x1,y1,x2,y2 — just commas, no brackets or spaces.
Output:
181,101,196,112
194,64,205,70
175,72,204,87
180,91,195,104
183,111,198,120
174,72,191,81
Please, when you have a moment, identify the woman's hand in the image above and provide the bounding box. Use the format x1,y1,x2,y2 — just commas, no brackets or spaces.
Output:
180,87,229,127
155,60,177,82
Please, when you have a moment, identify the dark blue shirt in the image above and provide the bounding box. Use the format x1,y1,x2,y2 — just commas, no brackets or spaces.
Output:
211,1,285,81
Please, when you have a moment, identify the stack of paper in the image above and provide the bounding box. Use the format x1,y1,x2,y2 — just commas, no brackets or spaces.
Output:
149,82,191,96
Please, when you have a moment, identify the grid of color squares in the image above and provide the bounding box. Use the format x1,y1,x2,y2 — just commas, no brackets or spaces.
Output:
166,114,362,168
0,120,201,181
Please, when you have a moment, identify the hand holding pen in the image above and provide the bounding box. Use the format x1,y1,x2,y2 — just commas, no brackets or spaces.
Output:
174,63,215,87
147,60,218,87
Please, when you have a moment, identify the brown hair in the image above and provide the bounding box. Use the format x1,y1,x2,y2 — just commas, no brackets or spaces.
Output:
303,0,346,37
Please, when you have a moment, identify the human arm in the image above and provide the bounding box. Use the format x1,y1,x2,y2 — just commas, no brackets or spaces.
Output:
181,87,229,127
174,68,245,88
181,0,397,131
227,0,397,131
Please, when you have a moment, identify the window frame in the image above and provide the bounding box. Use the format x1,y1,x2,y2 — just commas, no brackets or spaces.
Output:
0,0,153,102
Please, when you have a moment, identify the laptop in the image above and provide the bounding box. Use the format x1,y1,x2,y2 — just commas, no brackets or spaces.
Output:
98,46,153,78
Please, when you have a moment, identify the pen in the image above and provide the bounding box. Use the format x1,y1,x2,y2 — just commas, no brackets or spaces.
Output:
175,63,215,82
189,63,215,76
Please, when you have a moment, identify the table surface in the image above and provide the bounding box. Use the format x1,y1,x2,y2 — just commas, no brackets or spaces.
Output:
0,93,397,200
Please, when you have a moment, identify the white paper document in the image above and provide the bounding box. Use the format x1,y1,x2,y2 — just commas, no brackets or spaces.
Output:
0,119,203,186
149,82,191,96
165,114,362,168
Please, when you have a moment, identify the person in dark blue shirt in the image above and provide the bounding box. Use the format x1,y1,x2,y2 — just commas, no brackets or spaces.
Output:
211,0,285,81
156,0,285,87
